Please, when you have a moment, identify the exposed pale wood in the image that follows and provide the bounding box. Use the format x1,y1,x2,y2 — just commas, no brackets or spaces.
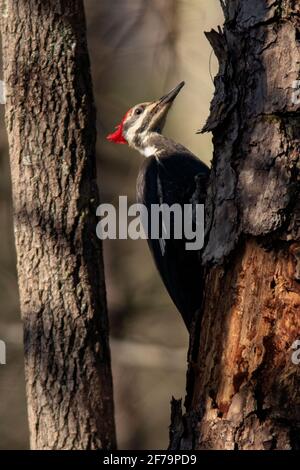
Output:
192,239,300,449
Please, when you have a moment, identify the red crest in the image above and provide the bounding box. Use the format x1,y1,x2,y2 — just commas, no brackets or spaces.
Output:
106,110,130,144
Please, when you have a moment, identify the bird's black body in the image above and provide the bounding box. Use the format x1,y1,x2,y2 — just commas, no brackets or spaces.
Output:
137,142,210,330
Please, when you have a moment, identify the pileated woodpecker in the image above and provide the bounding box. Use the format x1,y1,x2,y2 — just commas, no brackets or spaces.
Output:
107,82,210,331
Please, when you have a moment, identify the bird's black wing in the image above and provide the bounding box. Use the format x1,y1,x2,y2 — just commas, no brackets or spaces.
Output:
137,151,210,330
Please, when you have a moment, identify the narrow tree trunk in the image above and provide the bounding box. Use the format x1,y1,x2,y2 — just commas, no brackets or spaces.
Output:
170,0,300,450
0,0,116,450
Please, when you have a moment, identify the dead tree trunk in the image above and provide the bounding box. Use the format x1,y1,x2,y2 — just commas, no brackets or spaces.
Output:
170,0,300,450
0,0,116,449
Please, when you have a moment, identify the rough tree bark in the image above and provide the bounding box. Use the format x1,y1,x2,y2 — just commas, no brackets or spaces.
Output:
170,0,300,450
0,0,116,449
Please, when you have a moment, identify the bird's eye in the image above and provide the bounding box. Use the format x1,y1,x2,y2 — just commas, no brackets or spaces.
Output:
135,108,143,116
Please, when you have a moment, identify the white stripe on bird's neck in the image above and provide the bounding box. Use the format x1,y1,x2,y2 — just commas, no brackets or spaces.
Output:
141,145,160,158
139,131,164,158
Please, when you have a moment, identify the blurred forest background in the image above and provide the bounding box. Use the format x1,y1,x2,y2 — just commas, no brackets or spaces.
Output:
0,0,222,449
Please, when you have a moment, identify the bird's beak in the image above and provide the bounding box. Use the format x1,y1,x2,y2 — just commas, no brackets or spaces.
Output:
149,81,185,133
158,81,185,105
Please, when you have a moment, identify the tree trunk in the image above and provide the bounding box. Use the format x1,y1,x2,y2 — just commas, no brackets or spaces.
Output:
170,0,300,450
0,0,116,450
